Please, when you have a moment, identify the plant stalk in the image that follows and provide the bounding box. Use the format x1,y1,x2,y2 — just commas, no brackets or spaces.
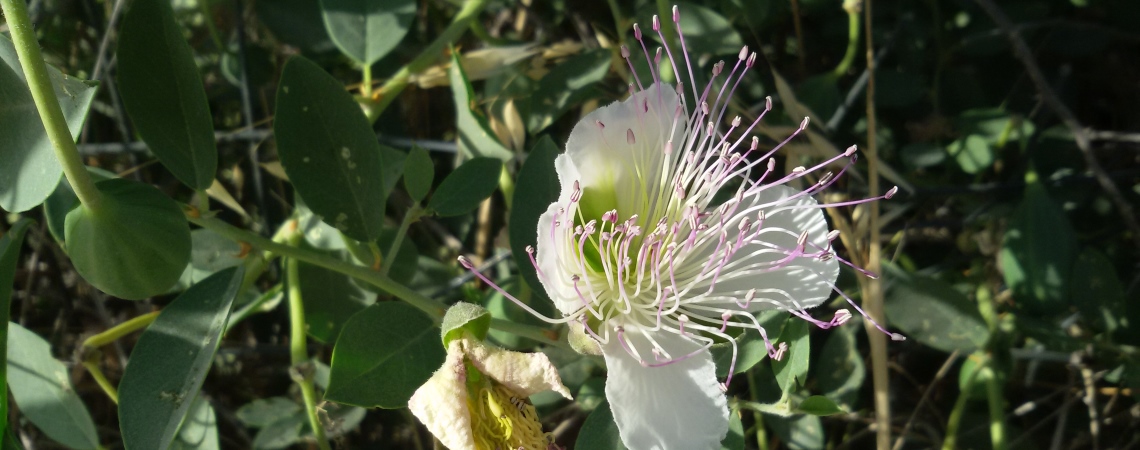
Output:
1,0,103,210
285,231,332,450
381,204,422,278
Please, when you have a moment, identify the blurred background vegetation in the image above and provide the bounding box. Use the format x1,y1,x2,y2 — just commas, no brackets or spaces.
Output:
2,0,1139,448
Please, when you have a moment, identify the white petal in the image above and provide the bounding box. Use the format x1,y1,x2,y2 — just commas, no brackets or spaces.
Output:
535,199,581,315
563,83,685,216
602,331,728,450
464,339,573,400
407,341,475,450
700,184,839,313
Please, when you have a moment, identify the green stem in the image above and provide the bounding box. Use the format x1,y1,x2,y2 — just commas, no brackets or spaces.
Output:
381,204,422,278
189,214,566,349
943,358,986,450
285,233,332,450
832,6,861,78
1,0,103,210
361,64,373,98
82,311,161,348
82,355,119,404
371,0,489,120
984,365,1008,450
747,370,770,450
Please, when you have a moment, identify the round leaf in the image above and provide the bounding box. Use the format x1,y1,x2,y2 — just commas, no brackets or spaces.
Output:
119,267,246,450
0,36,98,213
440,302,491,346
117,0,218,190
427,157,502,217
319,0,415,65
325,302,445,408
275,56,390,242
64,178,191,299
946,134,994,174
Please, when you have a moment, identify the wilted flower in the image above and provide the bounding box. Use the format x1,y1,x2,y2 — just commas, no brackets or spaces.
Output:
409,335,571,450
461,5,902,450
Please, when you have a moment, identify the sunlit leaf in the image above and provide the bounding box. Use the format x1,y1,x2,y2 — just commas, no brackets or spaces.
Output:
884,264,989,353
449,50,512,161
1000,180,1077,314
7,323,99,449
320,0,415,65
526,49,610,133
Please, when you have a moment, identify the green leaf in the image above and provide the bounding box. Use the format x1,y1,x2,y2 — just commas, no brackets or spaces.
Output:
719,414,745,450
174,229,246,292
712,310,789,377
251,412,305,449
255,0,335,55
1000,180,1078,314
275,56,390,242
900,142,946,169
767,414,823,450
946,134,993,174
575,401,628,450
440,302,491,346
170,396,219,450
403,145,434,203
119,267,246,450
816,321,863,409
427,157,502,217
639,2,744,56
236,397,302,428
0,219,33,440
117,0,217,190
771,318,810,393
0,35,98,213
319,0,415,66
797,396,844,416
42,167,115,244
298,251,377,344
1069,249,1127,334
884,265,989,353
7,323,99,449
448,50,512,161
526,49,611,133
64,178,191,299
508,136,560,293
325,302,445,408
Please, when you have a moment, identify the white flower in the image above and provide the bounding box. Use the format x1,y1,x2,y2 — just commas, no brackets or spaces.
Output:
461,6,902,450
408,337,572,450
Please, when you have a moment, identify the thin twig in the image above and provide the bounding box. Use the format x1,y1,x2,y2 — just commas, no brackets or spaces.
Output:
973,0,1140,257
892,351,960,450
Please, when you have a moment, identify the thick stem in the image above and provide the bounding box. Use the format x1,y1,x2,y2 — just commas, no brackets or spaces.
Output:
985,365,1008,450
1,0,103,210
862,1,892,449
371,0,489,119
832,5,861,78
82,311,161,348
285,232,333,450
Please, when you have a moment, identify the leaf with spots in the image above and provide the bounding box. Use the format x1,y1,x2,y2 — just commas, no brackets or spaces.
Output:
119,267,245,450
275,56,389,242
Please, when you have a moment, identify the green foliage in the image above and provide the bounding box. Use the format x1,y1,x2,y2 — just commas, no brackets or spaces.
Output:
118,267,244,450
448,49,512,161
64,178,191,299
325,302,445,408
575,401,627,450
440,302,491,346
426,157,502,217
884,264,990,353
402,145,434,203
7,323,99,449
0,36,96,214
275,56,391,242
0,219,32,441
772,318,810,393
526,49,611,133
1000,179,1078,313
319,0,415,66
508,136,561,293
117,0,217,190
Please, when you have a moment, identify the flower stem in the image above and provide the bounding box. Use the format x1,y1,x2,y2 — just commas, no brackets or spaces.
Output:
371,0,489,120
285,231,333,450
82,353,120,404
82,311,161,348
0,0,103,211
381,204,423,278
831,4,861,78
984,364,1008,450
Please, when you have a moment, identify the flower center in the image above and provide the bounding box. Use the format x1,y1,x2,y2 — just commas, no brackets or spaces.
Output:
466,362,553,450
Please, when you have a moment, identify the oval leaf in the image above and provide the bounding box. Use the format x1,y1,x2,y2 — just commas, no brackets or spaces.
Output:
325,302,445,408
117,0,217,190
275,56,389,242
526,49,611,133
575,401,628,450
508,137,560,293
170,396,220,450
64,178,191,299
771,318,810,393
319,0,415,65
119,267,245,450
7,323,99,449
884,264,989,353
449,50,512,161
999,180,1078,313
0,219,32,439
427,157,502,217
403,145,434,203
797,396,844,416
0,36,98,213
